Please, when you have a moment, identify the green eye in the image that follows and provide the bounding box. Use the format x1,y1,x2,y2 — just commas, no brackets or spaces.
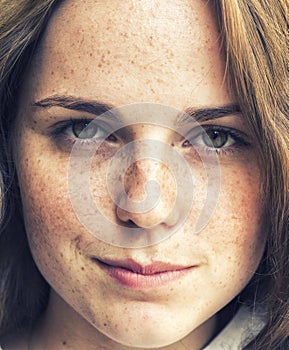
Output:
183,126,242,152
72,121,100,139
202,130,228,148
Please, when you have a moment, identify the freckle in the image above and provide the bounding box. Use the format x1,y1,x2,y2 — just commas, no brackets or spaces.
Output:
81,267,85,271
72,235,82,250
70,69,74,74
98,63,102,68
103,323,107,327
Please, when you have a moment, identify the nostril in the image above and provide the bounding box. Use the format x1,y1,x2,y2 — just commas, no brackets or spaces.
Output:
125,219,138,228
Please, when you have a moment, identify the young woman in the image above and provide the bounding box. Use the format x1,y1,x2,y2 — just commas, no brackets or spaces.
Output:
0,0,288,349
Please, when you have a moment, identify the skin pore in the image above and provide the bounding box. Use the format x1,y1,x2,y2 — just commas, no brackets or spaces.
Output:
9,0,266,349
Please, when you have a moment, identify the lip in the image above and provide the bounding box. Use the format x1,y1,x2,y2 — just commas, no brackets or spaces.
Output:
94,258,197,289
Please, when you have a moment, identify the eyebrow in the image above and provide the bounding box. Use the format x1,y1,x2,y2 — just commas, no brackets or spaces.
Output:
177,103,241,125
32,95,241,124
32,95,119,121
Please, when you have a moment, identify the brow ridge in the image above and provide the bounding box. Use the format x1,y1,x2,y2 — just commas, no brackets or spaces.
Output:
32,95,117,119
178,103,241,125
33,95,241,124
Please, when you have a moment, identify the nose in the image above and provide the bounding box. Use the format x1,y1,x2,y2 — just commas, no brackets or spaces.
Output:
116,158,179,229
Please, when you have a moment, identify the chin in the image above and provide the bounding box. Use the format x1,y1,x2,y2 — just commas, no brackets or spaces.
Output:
97,322,188,349
105,334,180,349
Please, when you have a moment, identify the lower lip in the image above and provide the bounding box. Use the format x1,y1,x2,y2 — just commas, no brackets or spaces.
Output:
96,260,195,289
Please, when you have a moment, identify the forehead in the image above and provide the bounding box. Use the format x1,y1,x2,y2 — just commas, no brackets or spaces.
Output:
28,0,231,108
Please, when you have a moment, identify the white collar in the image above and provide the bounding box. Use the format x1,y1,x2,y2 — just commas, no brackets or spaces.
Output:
204,304,266,349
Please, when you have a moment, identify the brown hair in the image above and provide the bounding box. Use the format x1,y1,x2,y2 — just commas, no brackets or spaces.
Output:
214,1,289,348
0,0,62,336
0,0,288,348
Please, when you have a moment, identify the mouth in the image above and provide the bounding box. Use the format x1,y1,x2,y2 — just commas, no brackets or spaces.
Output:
93,258,197,289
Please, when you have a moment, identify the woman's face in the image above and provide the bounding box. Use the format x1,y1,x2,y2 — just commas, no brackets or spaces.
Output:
14,0,265,348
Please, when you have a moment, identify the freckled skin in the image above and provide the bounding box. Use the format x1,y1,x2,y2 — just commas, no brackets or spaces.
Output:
12,0,266,350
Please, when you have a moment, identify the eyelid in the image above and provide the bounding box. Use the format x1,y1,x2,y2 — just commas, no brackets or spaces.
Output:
46,118,92,136
182,124,252,158
185,124,250,143
46,118,116,137
46,117,123,149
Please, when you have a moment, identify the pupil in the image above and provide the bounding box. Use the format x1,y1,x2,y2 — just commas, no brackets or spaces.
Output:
203,130,227,148
72,121,98,139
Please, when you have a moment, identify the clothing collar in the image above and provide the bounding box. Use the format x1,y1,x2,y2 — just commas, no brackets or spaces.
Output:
204,304,266,349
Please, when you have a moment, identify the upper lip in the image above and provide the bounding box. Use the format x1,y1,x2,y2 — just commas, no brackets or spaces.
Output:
96,258,194,275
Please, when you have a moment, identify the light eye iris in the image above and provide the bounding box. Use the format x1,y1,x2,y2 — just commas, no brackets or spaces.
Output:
202,130,228,148
72,121,99,139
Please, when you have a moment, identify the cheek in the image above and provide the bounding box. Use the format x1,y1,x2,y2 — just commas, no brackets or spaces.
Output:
15,134,82,277
218,164,264,236
15,131,114,273
200,163,266,286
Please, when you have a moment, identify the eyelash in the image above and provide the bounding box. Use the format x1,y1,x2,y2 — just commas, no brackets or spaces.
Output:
48,119,250,156
183,125,250,156
48,118,118,147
